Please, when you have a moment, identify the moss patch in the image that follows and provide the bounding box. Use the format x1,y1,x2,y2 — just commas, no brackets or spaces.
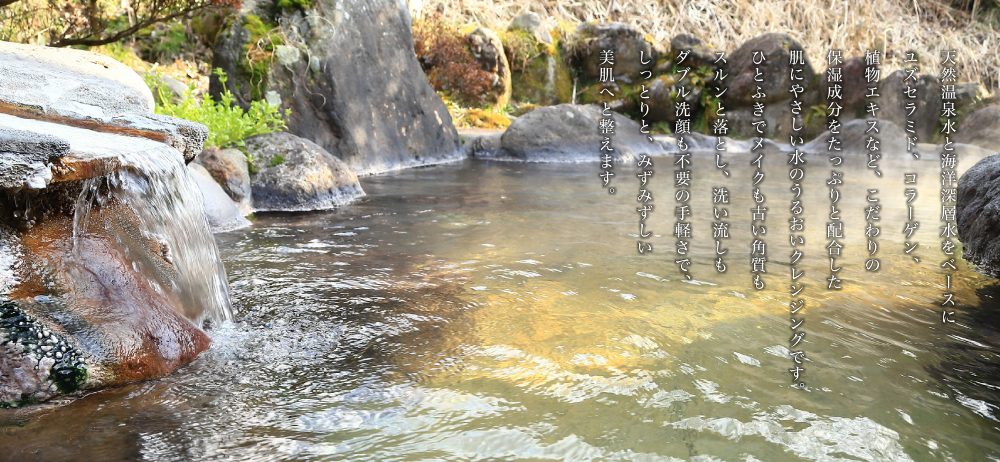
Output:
276,0,313,12
0,300,87,405
238,14,284,102
503,30,574,105
461,108,511,129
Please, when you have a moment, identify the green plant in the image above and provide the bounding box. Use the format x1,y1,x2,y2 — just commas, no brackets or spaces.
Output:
276,0,312,11
268,154,285,166
146,20,188,62
804,104,828,126
96,41,135,63
237,14,284,102
501,28,544,72
460,108,511,129
145,68,289,153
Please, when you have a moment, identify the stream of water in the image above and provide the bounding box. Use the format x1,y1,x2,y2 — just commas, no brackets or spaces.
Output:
2,153,1000,461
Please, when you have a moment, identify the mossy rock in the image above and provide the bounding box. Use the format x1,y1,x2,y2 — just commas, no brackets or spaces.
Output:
461,108,511,129
0,300,88,407
504,30,574,105
210,12,283,107
510,103,540,117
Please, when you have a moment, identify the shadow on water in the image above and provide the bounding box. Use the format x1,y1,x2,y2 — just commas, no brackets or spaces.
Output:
926,281,1000,416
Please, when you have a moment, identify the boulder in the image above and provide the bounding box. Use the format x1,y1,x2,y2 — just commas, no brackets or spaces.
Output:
0,41,152,120
459,128,504,157
245,132,364,212
211,0,462,176
194,146,253,215
496,104,664,162
818,56,868,116
467,27,512,109
646,74,700,124
801,118,908,156
958,154,1000,275
669,34,717,69
189,163,251,232
509,12,552,45
725,33,816,106
956,105,1000,152
955,83,986,116
0,41,207,162
572,22,660,81
726,100,818,140
876,70,941,142
0,45,230,406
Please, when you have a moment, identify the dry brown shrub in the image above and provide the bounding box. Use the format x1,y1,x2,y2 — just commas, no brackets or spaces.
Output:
414,0,1000,94
413,13,497,107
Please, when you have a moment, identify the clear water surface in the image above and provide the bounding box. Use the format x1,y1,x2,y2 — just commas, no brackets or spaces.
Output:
3,152,1000,462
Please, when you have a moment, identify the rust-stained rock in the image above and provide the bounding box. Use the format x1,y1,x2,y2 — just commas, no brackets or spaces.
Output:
0,39,229,408
1,199,212,403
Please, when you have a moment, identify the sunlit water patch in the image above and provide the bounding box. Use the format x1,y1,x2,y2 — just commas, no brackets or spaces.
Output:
3,156,1000,461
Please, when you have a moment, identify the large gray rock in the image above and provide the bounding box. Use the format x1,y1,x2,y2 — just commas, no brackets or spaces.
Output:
669,34,717,69
726,33,816,106
245,132,364,212
195,146,252,215
0,41,153,119
818,56,868,116
509,12,552,45
876,70,941,142
956,105,1000,152
801,118,908,156
572,23,660,81
211,0,462,176
720,98,814,140
646,74,700,124
0,41,207,162
459,128,504,157
496,104,664,162
189,163,251,232
958,154,1000,275
955,83,986,116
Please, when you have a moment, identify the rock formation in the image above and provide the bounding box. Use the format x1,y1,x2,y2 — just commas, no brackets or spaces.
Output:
211,0,463,176
244,132,364,212
0,41,229,406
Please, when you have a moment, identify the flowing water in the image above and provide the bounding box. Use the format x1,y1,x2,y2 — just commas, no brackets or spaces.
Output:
101,153,235,325
0,113,233,326
2,152,1000,461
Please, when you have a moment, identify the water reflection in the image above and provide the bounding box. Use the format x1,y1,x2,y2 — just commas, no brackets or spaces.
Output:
3,153,1000,461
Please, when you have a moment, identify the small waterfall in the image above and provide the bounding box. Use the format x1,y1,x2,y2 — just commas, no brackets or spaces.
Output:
0,111,232,327
545,54,557,98
71,178,99,259
71,144,234,326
